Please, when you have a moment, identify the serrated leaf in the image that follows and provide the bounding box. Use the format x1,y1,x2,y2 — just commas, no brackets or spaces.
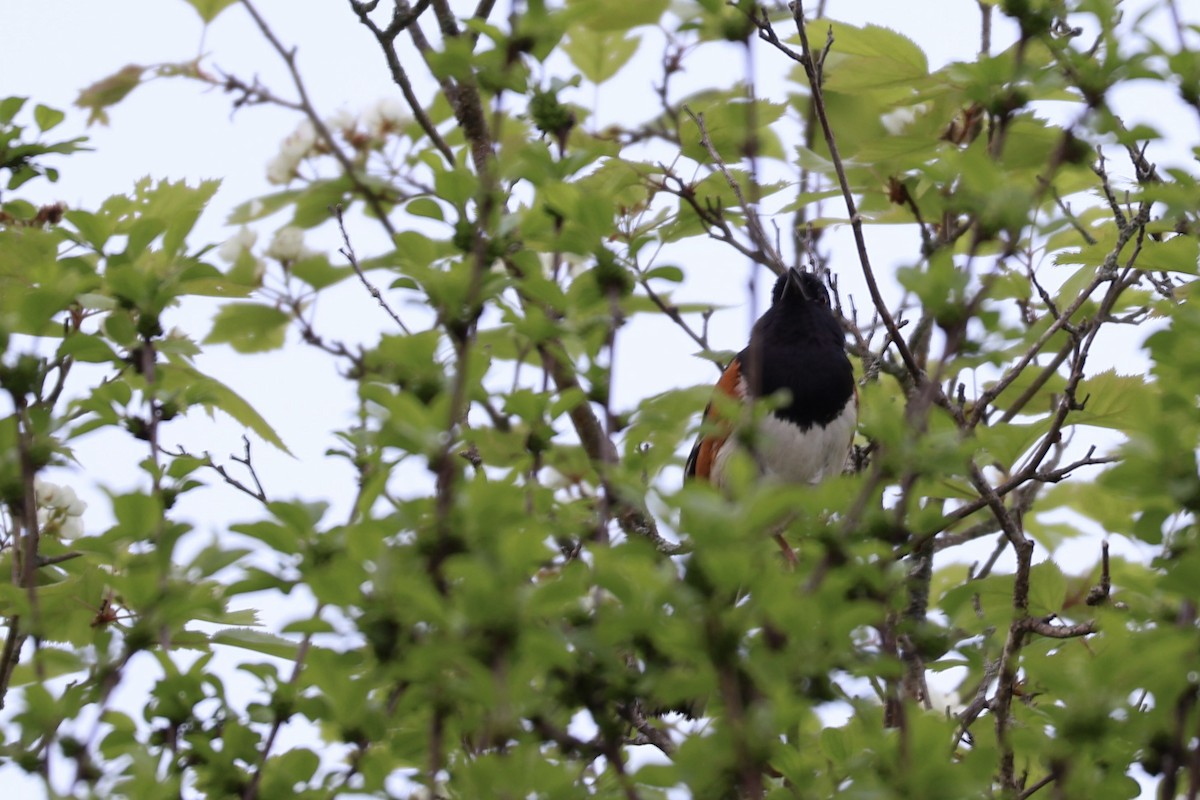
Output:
974,419,1050,469
204,302,290,353
820,726,850,763
1027,560,1067,616
158,363,291,454
226,189,303,224
563,28,640,83
7,647,83,686
1136,235,1199,274
210,627,300,660
195,606,260,627
817,21,929,92
290,254,352,290
291,178,351,228
231,520,301,554
57,333,119,364
565,0,667,31
680,94,787,163
1072,369,1156,431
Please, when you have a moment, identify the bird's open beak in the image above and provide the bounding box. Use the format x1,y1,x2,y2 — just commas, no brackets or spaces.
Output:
786,267,814,301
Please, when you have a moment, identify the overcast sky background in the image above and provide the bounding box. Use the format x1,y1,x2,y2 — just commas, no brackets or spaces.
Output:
2,1,1197,796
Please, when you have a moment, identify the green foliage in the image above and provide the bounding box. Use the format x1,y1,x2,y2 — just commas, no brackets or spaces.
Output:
3,1,1200,798
0,96,89,192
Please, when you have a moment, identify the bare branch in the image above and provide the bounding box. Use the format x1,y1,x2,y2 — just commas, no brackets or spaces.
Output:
240,0,398,235
684,107,786,275
333,204,411,333
789,2,925,384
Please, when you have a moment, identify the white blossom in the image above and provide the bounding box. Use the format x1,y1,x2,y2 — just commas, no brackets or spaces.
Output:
328,108,357,133
59,516,84,541
880,103,929,135
363,97,410,139
217,226,258,263
266,226,307,262
266,120,319,185
280,119,318,160
34,477,60,508
57,484,86,517
32,477,88,541
266,152,298,185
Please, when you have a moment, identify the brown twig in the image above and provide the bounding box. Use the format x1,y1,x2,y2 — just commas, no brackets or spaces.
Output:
241,608,322,800
683,107,786,275
789,2,925,384
239,0,397,235
347,0,456,162
333,204,411,333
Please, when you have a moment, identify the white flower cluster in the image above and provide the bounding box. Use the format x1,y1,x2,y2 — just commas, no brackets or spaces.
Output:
217,224,315,273
217,226,267,282
265,226,314,262
34,478,87,541
217,226,257,263
327,108,356,134
361,97,409,140
266,119,318,185
263,99,412,185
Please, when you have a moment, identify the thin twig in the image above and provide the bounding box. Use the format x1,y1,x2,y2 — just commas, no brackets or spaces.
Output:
790,3,924,383
333,205,411,333
347,0,455,162
240,0,397,235
241,608,323,800
683,107,786,275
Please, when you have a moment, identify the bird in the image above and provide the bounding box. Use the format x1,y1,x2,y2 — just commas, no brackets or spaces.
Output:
685,267,857,563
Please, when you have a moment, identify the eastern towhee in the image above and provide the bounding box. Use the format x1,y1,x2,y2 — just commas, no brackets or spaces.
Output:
685,268,857,561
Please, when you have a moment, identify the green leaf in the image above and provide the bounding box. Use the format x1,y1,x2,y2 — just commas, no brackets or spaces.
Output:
678,92,787,163
210,628,300,660
1072,370,1157,432
158,363,291,454
292,178,351,228
74,65,146,126
183,0,238,22
57,333,119,364
0,96,27,125
1135,234,1199,274
290,254,352,290
565,0,668,31
406,197,445,222
1027,560,1067,616
226,189,303,224
817,21,930,93
204,302,290,353
141,178,221,258
7,647,83,686
643,265,684,283
563,28,640,83
231,520,301,555
33,104,65,133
